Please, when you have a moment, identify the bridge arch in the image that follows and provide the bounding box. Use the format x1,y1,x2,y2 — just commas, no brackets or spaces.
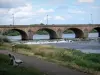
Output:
90,27,100,37
3,29,28,40
63,28,84,38
33,28,58,39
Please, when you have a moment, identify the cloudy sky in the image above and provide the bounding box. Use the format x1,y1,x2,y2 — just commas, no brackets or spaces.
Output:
0,0,100,25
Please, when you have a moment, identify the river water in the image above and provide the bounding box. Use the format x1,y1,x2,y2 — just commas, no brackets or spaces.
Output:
7,33,100,53
7,33,98,40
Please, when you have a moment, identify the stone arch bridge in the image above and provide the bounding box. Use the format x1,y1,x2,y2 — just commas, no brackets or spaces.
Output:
0,24,100,40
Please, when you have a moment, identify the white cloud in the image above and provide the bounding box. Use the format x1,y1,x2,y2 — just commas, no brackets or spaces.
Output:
40,20,43,23
54,16,65,20
3,4,54,19
8,4,34,18
37,8,54,13
0,2,55,24
0,8,8,14
78,0,94,3
0,0,27,8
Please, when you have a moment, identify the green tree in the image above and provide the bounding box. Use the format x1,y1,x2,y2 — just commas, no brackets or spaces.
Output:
40,23,45,25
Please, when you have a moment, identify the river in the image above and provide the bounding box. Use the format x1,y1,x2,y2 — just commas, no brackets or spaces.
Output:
7,33,100,53
7,33,98,40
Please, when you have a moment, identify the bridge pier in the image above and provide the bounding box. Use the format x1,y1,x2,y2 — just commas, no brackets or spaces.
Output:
28,30,33,40
28,35,33,40
50,32,61,39
99,32,100,37
83,29,89,38
50,35,62,39
56,34,62,39
84,33,88,38
56,29,63,39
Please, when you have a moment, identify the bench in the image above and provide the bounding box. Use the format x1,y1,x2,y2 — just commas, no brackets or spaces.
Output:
8,54,23,66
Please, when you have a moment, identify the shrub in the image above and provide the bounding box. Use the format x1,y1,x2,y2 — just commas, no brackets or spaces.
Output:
83,54,100,63
0,35,10,43
75,59,91,68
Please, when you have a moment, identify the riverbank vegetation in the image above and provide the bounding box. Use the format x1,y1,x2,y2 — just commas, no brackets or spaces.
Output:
0,43,100,75
3,30,20,36
0,54,46,75
0,35,10,46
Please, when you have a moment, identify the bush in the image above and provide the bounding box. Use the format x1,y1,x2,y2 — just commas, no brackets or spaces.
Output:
83,54,100,63
0,35,10,43
75,59,91,68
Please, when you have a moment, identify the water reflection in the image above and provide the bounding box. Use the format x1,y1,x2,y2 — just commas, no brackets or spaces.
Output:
7,33,98,40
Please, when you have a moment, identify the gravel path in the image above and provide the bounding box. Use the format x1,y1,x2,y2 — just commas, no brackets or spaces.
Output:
0,50,89,75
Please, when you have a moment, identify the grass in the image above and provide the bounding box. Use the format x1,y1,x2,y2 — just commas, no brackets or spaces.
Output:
0,43,11,50
1,43,100,75
0,54,46,75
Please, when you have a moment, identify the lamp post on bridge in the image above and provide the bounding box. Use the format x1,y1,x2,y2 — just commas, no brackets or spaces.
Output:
47,15,48,25
90,14,93,24
12,13,14,27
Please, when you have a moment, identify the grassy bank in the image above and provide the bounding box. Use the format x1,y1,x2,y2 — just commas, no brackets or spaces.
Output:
0,54,46,75
0,35,11,50
1,43,100,75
